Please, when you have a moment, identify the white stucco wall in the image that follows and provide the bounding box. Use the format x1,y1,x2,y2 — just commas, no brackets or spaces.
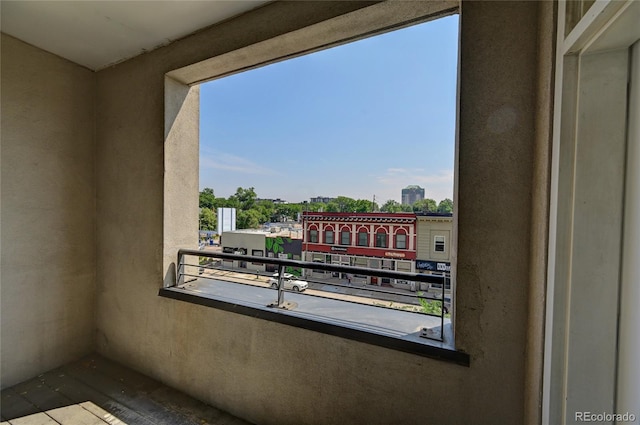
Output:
0,34,96,388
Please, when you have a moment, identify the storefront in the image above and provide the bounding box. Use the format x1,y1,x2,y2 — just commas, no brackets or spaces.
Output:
415,260,451,291
301,212,417,287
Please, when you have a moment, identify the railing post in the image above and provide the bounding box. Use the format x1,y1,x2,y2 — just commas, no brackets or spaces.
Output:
440,275,446,341
276,264,286,307
177,250,184,287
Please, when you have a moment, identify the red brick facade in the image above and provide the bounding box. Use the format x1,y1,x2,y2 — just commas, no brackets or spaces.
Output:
302,212,417,285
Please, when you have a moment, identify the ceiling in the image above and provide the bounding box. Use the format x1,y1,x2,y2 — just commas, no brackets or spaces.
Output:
0,1,270,71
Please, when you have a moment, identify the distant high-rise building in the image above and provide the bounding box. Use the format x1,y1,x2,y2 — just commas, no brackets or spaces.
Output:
401,185,425,205
310,196,335,204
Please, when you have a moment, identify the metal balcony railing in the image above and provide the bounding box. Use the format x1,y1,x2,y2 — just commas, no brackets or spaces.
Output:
175,248,451,341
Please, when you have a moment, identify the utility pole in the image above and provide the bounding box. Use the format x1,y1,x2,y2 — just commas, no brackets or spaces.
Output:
372,194,376,212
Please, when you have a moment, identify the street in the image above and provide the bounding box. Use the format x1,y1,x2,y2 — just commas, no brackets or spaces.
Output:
193,265,443,314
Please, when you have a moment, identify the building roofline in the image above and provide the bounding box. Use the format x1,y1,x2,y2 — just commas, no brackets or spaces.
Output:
302,211,416,218
415,212,453,218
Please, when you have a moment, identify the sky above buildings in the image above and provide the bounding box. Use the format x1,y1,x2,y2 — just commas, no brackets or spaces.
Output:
200,14,459,204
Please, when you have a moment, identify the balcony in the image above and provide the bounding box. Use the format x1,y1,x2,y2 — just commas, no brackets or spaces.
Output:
1,1,548,422
160,250,466,364
0,251,463,425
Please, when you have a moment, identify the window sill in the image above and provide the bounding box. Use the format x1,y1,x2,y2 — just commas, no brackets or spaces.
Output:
158,278,470,367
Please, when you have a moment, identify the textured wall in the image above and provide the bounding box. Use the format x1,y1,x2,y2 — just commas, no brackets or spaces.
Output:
93,2,549,424
0,34,96,388
454,1,540,421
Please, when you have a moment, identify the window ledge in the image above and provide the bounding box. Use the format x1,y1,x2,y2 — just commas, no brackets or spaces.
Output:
158,279,470,367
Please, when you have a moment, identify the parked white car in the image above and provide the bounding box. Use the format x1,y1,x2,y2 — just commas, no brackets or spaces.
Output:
268,273,308,292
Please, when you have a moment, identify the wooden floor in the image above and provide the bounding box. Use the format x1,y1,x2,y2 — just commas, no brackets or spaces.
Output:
0,354,253,425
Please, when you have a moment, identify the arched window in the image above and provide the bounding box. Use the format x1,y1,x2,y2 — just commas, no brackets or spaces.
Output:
340,226,351,245
375,228,387,248
308,225,319,243
324,226,334,244
395,229,407,249
357,227,369,247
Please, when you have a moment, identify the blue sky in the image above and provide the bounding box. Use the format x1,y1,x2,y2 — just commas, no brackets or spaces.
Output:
200,14,458,204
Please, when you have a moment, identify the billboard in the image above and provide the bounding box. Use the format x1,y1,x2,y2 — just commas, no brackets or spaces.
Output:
217,208,236,233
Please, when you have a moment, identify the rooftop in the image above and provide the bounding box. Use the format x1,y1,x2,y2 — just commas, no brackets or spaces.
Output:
302,212,417,222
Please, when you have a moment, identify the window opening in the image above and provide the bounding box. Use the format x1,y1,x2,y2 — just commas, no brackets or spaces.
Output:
375,230,388,248
325,230,334,244
434,235,445,252
340,230,351,245
357,231,368,246
186,12,459,347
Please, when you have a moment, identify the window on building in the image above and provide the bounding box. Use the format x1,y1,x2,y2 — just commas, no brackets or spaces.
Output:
340,231,350,245
357,231,368,247
325,230,334,244
251,249,264,265
434,235,445,252
309,230,319,243
397,260,412,272
375,231,387,248
395,233,407,249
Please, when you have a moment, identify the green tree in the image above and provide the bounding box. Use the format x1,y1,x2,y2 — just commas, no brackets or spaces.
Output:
255,200,275,223
229,187,257,210
237,209,261,229
199,188,215,209
381,199,403,213
412,198,437,213
437,198,454,213
199,207,216,230
212,197,229,209
274,203,302,221
334,196,356,212
305,202,325,212
224,196,240,209
325,201,339,212
354,199,377,212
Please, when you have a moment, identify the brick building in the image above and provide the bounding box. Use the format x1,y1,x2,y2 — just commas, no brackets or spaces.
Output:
302,211,417,286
